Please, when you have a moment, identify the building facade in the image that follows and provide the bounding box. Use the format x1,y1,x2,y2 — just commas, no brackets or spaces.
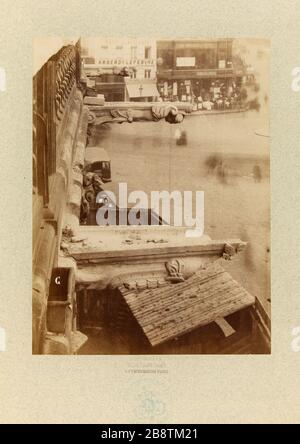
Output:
81,37,157,79
81,38,159,102
157,39,243,103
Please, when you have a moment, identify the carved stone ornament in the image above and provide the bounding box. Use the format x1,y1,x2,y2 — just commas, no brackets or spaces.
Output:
80,172,104,224
152,104,184,124
222,241,247,260
110,109,134,123
222,243,237,260
55,46,76,121
165,259,185,283
88,112,96,124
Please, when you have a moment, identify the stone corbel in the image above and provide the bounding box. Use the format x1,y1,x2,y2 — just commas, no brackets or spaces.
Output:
88,111,133,126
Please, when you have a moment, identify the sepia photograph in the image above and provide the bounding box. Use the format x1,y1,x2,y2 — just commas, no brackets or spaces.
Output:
33,36,270,355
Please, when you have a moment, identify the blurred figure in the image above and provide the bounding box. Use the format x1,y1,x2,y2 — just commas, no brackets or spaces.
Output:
197,95,203,110
203,100,213,110
176,130,187,146
205,154,222,175
216,161,228,184
253,164,262,182
174,127,181,143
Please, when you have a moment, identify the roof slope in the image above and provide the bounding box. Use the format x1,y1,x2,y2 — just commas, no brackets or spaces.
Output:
121,261,255,346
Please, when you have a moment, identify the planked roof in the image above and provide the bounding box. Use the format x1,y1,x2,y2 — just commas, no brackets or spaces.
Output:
120,261,255,347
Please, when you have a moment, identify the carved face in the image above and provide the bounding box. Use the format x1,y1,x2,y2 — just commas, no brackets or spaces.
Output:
83,172,93,187
175,114,184,123
92,174,104,191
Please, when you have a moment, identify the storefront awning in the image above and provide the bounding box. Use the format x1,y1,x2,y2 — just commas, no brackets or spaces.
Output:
126,82,159,98
120,262,255,346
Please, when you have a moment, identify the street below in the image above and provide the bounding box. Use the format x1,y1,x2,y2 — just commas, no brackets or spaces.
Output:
89,107,270,313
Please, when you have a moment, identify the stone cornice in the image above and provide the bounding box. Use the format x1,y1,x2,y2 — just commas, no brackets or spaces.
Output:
65,236,246,265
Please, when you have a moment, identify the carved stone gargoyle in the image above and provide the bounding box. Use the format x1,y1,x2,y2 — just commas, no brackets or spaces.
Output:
152,104,185,124
80,172,104,224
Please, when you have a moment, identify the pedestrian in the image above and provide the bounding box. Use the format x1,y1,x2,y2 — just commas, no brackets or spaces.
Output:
253,164,262,182
174,128,181,144
197,95,203,106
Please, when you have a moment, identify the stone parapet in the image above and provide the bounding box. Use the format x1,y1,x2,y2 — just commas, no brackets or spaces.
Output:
33,87,86,354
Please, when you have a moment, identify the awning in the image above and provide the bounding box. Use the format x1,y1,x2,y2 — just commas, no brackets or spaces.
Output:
126,82,159,98
120,262,255,347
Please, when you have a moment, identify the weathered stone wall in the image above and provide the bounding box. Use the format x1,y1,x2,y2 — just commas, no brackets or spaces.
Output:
32,87,87,354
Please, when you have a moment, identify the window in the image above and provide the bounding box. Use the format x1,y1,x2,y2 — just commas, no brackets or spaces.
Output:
101,45,108,50
83,57,95,64
217,42,227,66
116,45,123,50
91,162,102,172
144,69,151,79
145,46,151,59
130,46,137,59
157,48,174,69
131,70,137,79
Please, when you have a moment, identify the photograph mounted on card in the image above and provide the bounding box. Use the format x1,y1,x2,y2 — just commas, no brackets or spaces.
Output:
33,37,270,355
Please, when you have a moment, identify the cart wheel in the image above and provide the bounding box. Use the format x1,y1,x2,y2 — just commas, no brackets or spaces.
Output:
85,189,95,203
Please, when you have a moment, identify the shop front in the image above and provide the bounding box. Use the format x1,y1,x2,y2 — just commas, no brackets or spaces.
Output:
158,70,244,112
158,69,237,101
156,39,245,108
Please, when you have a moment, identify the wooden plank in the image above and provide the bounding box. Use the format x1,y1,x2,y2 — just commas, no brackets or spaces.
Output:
214,317,236,337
